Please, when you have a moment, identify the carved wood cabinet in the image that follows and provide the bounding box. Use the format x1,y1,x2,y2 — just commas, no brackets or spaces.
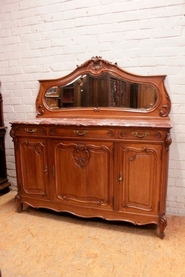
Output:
10,57,172,238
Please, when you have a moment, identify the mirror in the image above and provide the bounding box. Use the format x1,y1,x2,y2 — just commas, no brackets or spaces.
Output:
44,73,158,110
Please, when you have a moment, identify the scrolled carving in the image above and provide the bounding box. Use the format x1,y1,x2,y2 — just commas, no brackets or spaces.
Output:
36,104,45,116
159,104,170,117
159,92,171,117
165,130,172,151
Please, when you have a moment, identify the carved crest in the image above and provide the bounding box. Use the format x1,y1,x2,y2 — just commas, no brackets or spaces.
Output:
77,56,113,73
73,143,90,168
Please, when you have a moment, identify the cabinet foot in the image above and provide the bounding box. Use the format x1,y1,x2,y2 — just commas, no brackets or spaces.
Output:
15,194,23,213
159,214,167,239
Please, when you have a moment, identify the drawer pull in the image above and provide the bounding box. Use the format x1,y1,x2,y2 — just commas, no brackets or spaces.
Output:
25,128,37,133
73,130,88,136
131,132,149,138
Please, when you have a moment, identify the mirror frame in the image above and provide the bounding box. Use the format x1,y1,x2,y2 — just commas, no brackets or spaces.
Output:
36,56,171,119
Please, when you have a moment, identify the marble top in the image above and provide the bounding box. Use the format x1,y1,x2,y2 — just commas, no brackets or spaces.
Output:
10,117,172,128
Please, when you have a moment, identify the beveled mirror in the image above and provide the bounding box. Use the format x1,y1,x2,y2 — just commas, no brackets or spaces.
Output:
44,73,158,110
36,56,171,118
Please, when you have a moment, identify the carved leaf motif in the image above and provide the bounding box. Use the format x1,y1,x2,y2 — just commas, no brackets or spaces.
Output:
73,143,90,168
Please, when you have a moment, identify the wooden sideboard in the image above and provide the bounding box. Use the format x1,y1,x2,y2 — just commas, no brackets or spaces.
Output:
10,57,172,238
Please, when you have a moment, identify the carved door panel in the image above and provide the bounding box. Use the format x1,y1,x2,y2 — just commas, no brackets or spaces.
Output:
51,140,114,210
118,143,162,214
16,138,49,198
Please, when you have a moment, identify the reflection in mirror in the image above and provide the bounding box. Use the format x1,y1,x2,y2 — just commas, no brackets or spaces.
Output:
44,73,158,110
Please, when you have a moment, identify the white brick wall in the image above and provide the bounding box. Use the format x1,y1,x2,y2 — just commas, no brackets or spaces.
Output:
0,0,185,215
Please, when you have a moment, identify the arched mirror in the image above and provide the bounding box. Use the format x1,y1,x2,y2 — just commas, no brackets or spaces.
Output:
44,72,158,110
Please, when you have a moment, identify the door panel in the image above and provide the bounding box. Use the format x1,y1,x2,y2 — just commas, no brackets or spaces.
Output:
17,138,49,197
118,143,162,213
51,140,114,210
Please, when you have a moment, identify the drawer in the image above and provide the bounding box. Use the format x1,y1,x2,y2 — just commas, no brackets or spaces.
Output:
118,128,166,141
49,126,116,139
13,125,48,136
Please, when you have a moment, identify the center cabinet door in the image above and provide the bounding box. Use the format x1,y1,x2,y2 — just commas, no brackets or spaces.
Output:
118,142,162,215
50,140,114,210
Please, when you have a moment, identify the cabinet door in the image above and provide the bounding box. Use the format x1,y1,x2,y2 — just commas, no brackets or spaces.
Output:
118,143,162,214
16,138,49,198
50,140,114,210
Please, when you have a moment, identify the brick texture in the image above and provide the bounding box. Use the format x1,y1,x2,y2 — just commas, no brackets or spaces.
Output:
0,0,185,215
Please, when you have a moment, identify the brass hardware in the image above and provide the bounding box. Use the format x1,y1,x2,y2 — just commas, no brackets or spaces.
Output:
25,128,37,133
73,130,88,136
131,131,149,138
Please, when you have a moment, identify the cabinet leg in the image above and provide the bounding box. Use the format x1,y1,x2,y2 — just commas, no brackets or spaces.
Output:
15,193,23,213
159,214,167,239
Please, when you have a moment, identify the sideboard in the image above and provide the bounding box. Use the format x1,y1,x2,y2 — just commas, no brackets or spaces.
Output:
10,57,172,238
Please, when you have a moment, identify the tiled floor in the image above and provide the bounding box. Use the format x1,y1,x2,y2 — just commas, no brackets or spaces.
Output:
0,191,185,277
